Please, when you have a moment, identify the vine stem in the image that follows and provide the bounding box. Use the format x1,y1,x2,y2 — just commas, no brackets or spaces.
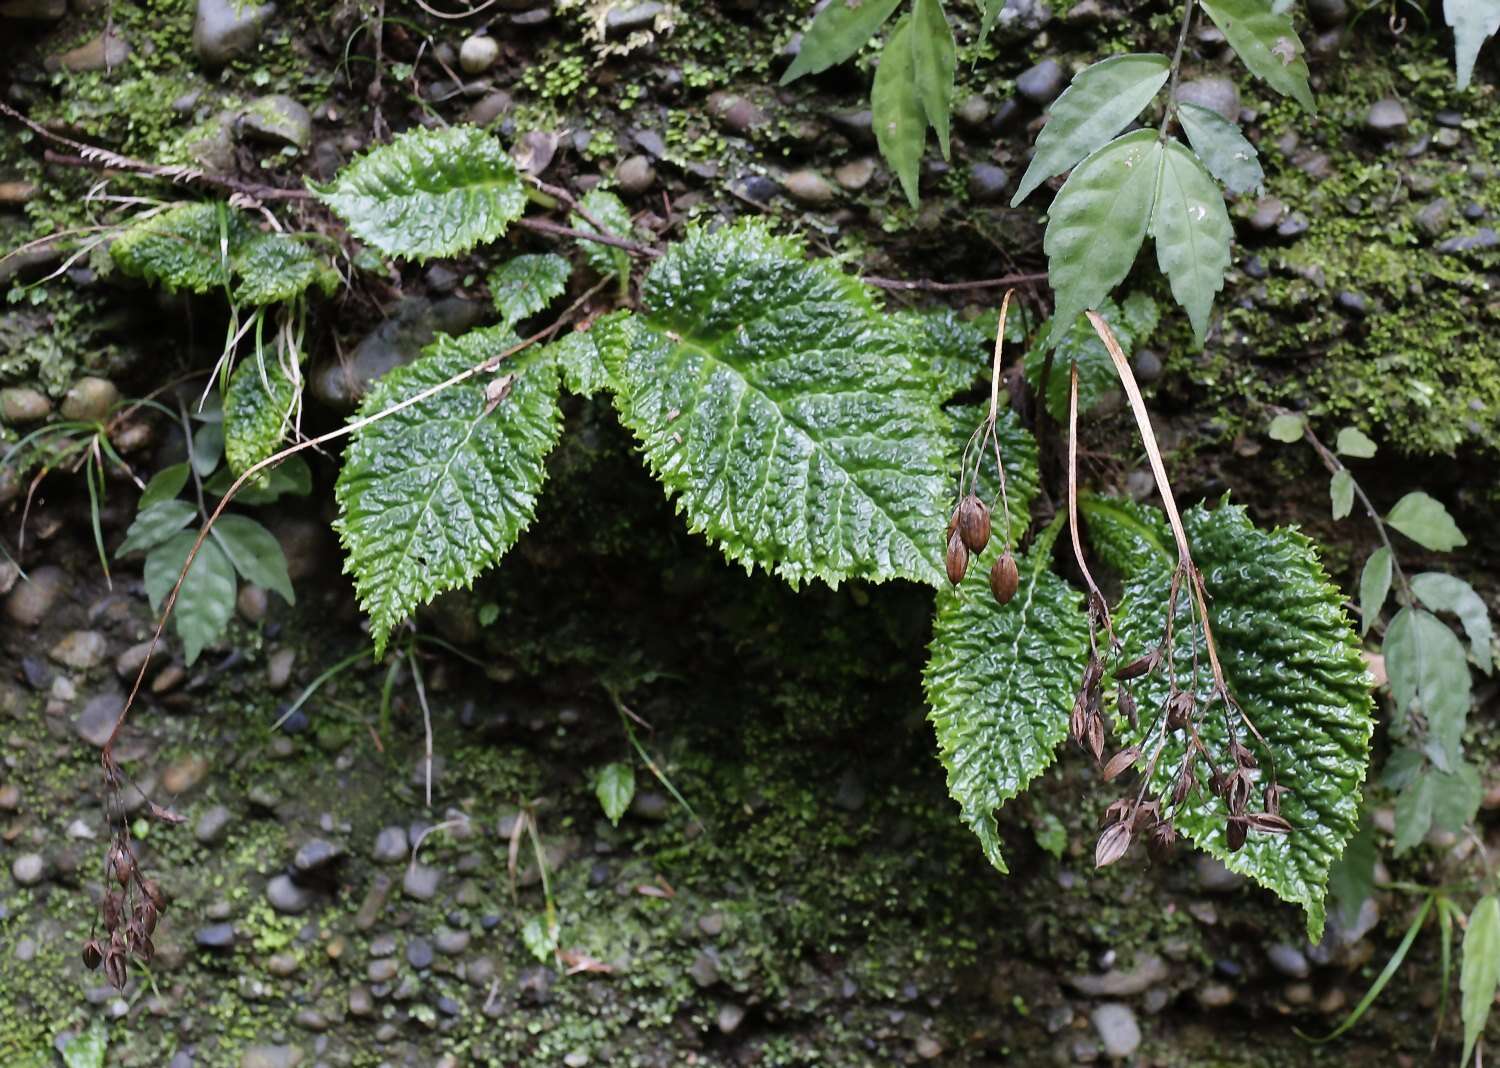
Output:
1160,0,1198,142
1066,361,1111,639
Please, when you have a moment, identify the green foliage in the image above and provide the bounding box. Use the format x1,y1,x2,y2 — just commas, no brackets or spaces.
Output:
780,0,903,83
551,312,625,398
58,1021,107,1068
1462,895,1500,1065
924,539,1090,873
603,221,951,588
1390,757,1480,853
871,16,926,208
595,762,636,826
224,355,297,477
1326,817,1376,929
138,463,189,510
231,231,336,306
214,514,295,605
1022,293,1159,422
490,253,572,328
1012,54,1172,206
571,189,632,279
118,499,196,558
1335,426,1377,459
1198,0,1315,110
312,125,526,261
1411,572,1493,673
143,530,236,665
1358,547,1391,635
1151,139,1233,344
1176,102,1264,196
1385,606,1471,770
1096,501,1374,940
1330,468,1354,519
1386,491,1467,552
334,327,563,656
909,0,957,159
1444,0,1500,89
1267,413,1305,442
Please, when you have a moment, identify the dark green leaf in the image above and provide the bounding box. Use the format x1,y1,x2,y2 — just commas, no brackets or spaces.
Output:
571,189,632,279
595,762,636,826
224,355,298,478
1199,0,1315,109
1387,491,1466,551
212,513,295,604
1462,895,1500,1065
1176,102,1264,195
872,16,926,208
232,231,335,306
910,0,957,158
1079,494,1173,576
904,306,993,400
1335,426,1377,458
1431,761,1482,833
1359,547,1392,635
924,542,1091,872
138,463,189,511
313,126,527,261
144,529,236,665
1044,129,1163,335
605,221,951,588
490,253,572,328
1012,54,1172,205
551,313,625,398
1411,572,1493,673
110,202,233,294
118,500,196,558
1445,0,1500,89
780,0,903,84
335,327,563,656
1330,470,1354,520
204,455,313,505
191,422,223,479
978,0,1004,45
1151,138,1233,344
1384,606,1471,770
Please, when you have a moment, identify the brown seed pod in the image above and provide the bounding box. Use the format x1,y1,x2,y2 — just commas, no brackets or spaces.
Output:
1171,763,1197,806
957,494,991,553
1165,690,1195,730
1094,822,1132,868
138,900,159,936
103,949,128,991
107,842,134,886
988,552,1019,606
102,889,124,931
1226,817,1248,853
944,530,969,586
141,879,167,913
1147,820,1178,863
1101,746,1142,782
82,939,104,971
1114,648,1161,681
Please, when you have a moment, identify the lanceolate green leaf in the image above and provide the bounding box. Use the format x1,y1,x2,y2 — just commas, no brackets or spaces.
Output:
1176,102,1264,196
1330,469,1354,520
1411,571,1493,672
212,514,295,604
910,0,957,158
313,126,526,261
1012,54,1172,206
144,529,237,665
1358,547,1392,635
118,500,197,558
780,0,903,84
924,542,1090,872
1045,129,1163,337
1446,0,1500,89
1384,606,1470,770
1199,0,1315,110
1100,502,1374,941
1462,895,1500,1066
138,463,189,511
224,355,298,478
1387,491,1467,551
978,0,1004,46
490,253,572,328
335,327,563,656
1391,762,1479,854
1151,139,1233,345
872,16,926,208
595,763,636,826
605,221,951,588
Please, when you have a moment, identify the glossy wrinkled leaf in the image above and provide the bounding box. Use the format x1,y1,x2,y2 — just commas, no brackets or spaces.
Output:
910,0,957,158
490,253,572,328
943,405,1041,547
872,16,926,208
232,231,335,306
1097,501,1373,940
313,125,526,261
1359,547,1392,635
1176,102,1264,196
1023,294,1159,421
1326,815,1376,930
595,762,636,826
138,463,189,511
111,202,233,293
1412,571,1493,672
1387,491,1466,551
605,221,951,588
59,1020,107,1068
1199,0,1315,110
1151,139,1232,345
1384,606,1471,770
571,189,632,279
905,306,995,400
1462,895,1500,1065
924,541,1090,872
1446,0,1500,89
144,530,236,665
1045,129,1163,336
118,500,196,558
224,355,297,478
1078,494,1172,577
1012,54,1171,206
551,312,626,398
212,514,294,604
780,0,902,83
1268,413,1305,442
1330,470,1354,520
1336,426,1377,458
335,327,563,656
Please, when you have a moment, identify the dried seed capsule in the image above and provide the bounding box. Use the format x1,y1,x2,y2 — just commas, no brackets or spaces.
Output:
1226,817,1248,853
82,939,104,971
1147,820,1177,863
103,949,128,991
138,900,159,936
957,494,991,553
107,843,134,886
944,530,969,586
141,879,167,913
989,552,1019,605
1094,822,1132,868
1101,746,1142,782
102,889,124,931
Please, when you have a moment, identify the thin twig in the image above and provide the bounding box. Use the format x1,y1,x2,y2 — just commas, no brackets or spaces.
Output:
864,271,1048,293
408,649,434,808
1160,0,1198,141
514,216,659,258
41,148,314,202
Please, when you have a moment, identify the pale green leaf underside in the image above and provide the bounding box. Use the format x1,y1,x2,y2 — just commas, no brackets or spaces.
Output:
595,762,636,826
1045,129,1163,337
1199,0,1315,110
1411,571,1493,672
212,513,295,604
144,529,236,666
1387,491,1467,551
1335,426,1377,458
1177,102,1264,196
1462,895,1500,1065
334,326,563,656
911,0,957,158
605,221,951,588
571,188,632,278
224,355,298,478
1151,139,1233,345
1445,0,1500,89
1384,606,1470,770
925,546,1090,873
781,0,903,84
1330,469,1354,519
1359,546,1392,635
490,253,572,328
1013,53,1171,206
1099,501,1373,941
313,125,526,261
872,16,925,208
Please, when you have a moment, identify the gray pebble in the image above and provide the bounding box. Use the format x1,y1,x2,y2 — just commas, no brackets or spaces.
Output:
11,853,45,886
1090,1003,1141,1058
266,874,317,915
1016,59,1065,105
782,170,837,207
1366,98,1407,135
373,826,409,863
403,863,441,901
1175,76,1239,123
968,163,1011,203
195,923,236,949
5,566,67,627
435,928,471,955
194,0,275,67
367,958,398,983
1267,942,1310,978
459,34,499,74
195,805,233,844
406,937,434,970
292,838,345,874
615,154,657,195
0,388,51,425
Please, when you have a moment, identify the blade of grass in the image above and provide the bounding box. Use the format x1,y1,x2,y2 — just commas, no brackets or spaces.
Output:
1298,893,1434,1043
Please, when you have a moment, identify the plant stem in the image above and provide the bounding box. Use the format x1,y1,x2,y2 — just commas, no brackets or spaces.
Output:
1066,362,1111,634
1160,0,1198,141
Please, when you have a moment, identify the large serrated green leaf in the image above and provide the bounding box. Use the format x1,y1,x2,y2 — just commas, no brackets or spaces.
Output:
925,542,1091,872
1044,129,1163,336
780,0,903,84
1199,0,1315,110
1100,502,1373,941
606,221,951,588
490,253,572,328
1012,54,1171,206
944,405,1041,547
553,311,628,398
313,126,526,262
1151,139,1233,345
224,355,297,478
903,306,993,401
872,16,926,208
1078,493,1173,576
111,202,235,294
1022,294,1159,421
910,0,957,159
334,327,563,655
1176,102,1264,196
1445,0,1500,89
144,529,237,665
233,231,335,306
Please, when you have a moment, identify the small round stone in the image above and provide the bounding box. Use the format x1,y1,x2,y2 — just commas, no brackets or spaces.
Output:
11,853,45,886
459,34,499,74
615,154,656,195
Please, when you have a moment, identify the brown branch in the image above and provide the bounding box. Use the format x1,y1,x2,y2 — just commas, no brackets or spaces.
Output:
514,216,660,258
863,271,1048,293
41,149,314,202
